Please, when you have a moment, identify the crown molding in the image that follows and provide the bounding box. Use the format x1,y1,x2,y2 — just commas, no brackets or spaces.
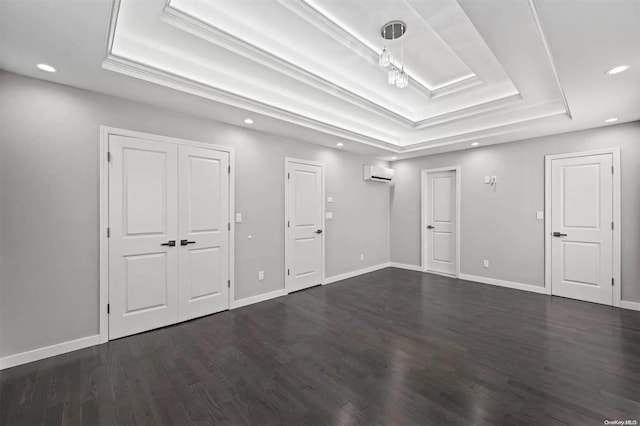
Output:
102,54,401,151
161,2,415,127
273,0,481,98
414,93,523,129
528,0,572,119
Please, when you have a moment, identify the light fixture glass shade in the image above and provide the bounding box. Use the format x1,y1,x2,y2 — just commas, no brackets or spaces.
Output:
388,68,399,85
379,47,391,67
395,70,408,88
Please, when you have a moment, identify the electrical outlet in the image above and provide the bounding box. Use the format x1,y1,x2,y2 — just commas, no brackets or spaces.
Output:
484,176,490,184
483,260,489,268
235,213,242,223
360,254,364,261
258,271,264,280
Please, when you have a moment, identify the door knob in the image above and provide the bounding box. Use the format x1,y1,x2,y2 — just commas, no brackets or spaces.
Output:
161,240,176,247
180,240,196,246
552,232,567,237
315,229,323,234
427,225,435,229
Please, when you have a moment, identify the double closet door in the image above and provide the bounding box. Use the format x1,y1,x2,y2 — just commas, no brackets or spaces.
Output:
108,135,230,339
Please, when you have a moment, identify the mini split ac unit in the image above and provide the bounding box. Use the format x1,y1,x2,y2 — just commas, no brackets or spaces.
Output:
363,165,394,183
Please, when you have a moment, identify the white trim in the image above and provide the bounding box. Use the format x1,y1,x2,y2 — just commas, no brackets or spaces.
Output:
421,166,461,277
284,157,326,292
324,262,391,285
620,301,640,312
459,274,548,295
99,126,235,343
528,0,572,119
231,289,288,309
544,148,621,306
0,335,100,371
389,262,423,272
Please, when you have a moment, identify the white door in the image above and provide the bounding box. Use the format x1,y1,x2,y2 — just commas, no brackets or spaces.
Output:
287,160,324,292
551,153,613,305
108,135,179,339
425,170,457,276
178,145,230,321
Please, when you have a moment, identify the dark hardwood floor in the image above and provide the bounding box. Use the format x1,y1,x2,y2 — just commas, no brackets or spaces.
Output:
2,268,639,425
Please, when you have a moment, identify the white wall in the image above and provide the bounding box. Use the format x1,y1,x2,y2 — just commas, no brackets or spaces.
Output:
0,72,391,358
390,121,640,303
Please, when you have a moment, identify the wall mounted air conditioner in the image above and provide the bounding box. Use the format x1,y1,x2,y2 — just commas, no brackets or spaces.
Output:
363,165,394,183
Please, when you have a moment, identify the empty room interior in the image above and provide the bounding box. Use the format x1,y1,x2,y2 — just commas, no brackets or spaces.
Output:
1,0,639,425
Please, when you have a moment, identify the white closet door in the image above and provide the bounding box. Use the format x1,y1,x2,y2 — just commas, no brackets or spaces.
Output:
551,153,613,305
178,145,230,321
287,160,324,292
108,135,179,339
425,170,457,276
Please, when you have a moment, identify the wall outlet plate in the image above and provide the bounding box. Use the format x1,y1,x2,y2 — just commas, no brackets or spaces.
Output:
235,213,242,223
326,212,333,219
536,211,544,220
327,196,334,203
484,176,490,184
483,260,489,268
258,271,264,280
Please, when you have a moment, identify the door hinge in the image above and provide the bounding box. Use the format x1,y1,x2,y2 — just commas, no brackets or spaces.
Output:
612,165,614,174
612,278,615,286
228,165,231,174
228,222,230,231
107,227,110,238
287,173,290,179
287,269,290,276
287,220,290,228
107,152,111,162
612,222,614,230
107,304,110,314
228,280,230,288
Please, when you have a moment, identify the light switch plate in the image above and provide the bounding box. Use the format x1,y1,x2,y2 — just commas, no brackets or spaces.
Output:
325,212,333,220
235,213,242,223
327,196,334,203
484,176,490,184
536,211,544,220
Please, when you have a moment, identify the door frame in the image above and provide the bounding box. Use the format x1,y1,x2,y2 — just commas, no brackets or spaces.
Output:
99,126,236,343
544,148,621,306
284,157,326,292
421,166,461,277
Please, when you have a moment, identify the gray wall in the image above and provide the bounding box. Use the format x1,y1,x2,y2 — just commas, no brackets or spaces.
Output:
0,72,391,357
390,121,640,302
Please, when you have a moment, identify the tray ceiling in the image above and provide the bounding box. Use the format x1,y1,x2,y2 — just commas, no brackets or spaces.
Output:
104,0,571,152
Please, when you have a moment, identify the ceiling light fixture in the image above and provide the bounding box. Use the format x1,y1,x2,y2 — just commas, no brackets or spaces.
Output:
605,65,629,75
391,156,397,160
336,143,344,147
36,63,56,73
605,118,618,123
471,142,480,147
379,21,409,89
244,118,254,124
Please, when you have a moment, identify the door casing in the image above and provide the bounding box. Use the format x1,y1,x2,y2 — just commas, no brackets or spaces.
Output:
284,157,326,292
544,148,621,306
99,126,235,343
421,166,461,277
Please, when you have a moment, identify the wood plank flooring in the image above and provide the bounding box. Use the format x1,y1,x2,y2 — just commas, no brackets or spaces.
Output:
1,268,639,425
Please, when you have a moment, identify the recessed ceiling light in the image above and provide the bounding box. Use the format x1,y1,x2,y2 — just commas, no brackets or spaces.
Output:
36,63,56,73
336,143,344,147
243,118,254,124
471,142,480,146
605,65,629,75
605,118,618,123
391,156,397,160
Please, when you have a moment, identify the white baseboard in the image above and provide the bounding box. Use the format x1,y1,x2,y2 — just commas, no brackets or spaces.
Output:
389,262,423,272
324,262,391,285
231,288,288,309
0,334,101,370
459,273,547,295
620,301,640,311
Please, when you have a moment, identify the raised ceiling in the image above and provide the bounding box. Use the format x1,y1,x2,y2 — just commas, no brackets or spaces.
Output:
1,0,639,158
